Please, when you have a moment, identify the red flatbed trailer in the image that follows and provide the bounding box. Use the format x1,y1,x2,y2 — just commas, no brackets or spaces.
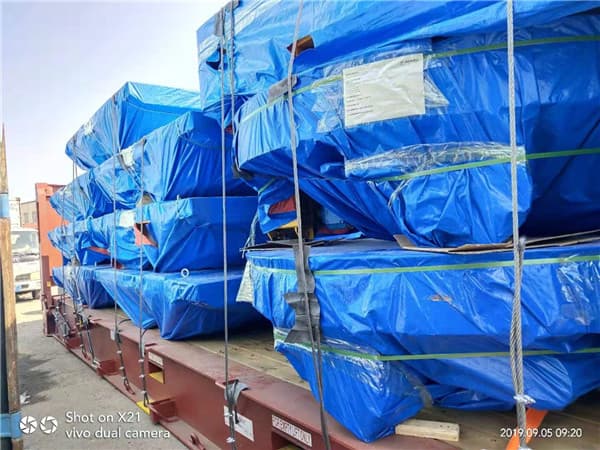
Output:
36,185,600,450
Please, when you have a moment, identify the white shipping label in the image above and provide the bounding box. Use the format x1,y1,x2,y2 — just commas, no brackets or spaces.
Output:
343,53,425,127
224,406,254,442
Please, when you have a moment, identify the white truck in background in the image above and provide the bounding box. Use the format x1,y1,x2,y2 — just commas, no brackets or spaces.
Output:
11,227,42,298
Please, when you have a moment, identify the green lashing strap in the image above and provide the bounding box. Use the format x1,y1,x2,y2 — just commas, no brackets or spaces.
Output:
254,147,600,195
252,253,600,277
273,330,600,363
375,147,600,182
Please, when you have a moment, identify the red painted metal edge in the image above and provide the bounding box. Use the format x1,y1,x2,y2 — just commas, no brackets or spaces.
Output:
43,298,457,450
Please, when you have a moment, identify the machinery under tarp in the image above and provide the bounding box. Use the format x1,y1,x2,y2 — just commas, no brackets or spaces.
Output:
142,269,265,340
95,110,254,208
48,210,145,269
245,239,600,442
95,268,157,329
236,11,600,247
49,171,112,222
92,267,263,338
48,197,260,272
54,111,255,219
197,0,598,108
65,82,206,169
52,265,114,309
139,196,260,272
48,220,108,266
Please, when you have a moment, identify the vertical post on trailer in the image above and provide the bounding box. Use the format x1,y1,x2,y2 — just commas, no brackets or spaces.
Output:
0,125,23,450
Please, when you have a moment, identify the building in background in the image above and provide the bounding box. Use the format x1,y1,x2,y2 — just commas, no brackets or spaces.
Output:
9,197,21,228
20,200,38,229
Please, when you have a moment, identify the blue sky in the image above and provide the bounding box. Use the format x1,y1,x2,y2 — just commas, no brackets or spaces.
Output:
2,0,223,200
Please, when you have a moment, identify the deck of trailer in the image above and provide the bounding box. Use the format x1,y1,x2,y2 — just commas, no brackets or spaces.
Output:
193,330,600,450
42,297,600,450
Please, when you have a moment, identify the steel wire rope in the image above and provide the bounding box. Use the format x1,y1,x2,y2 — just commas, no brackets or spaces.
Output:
506,1,532,448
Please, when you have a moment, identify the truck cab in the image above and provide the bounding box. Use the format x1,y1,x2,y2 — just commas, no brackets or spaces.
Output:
11,227,41,298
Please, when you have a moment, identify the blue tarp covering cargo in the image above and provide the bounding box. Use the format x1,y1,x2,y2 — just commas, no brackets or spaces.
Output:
84,210,147,269
245,143,532,246
197,0,597,108
95,111,254,210
95,268,156,329
49,197,260,272
49,171,113,222
52,265,114,309
94,267,264,337
142,269,264,340
56,110,255,219
48,210,144,269
246,239,600,441
139,196,260,272
66,82,206,169
48,220,108,266
236,10,600,246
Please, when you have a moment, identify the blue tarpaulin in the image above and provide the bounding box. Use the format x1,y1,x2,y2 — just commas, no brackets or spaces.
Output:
49,171,113,222
48,220,108,266
197,0,598,108
55,110,255,220
246,239,600,441
142,269,265,340
49,197,260,272
236,10,600,246
66,82,206,169
95,268,157,329
52,265,114,309
139,196,260,272
93,267,264,337
48,210,144,269
95,111,254,208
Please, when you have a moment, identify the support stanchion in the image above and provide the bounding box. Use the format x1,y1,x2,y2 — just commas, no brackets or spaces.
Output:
0,125,23,450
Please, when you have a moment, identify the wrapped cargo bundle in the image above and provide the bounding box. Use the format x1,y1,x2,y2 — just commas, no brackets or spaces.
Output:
95,111,254,209
245,239,600,441
139,196,260,271
142,269,265,340
236,10,600,247
52,265,114,309
55,110,255,220
49,171,112,222
94,268,157,329
197,0,595,108
49,197,260,272
66,82,206,169
246,143,532,246
94,268,264,337
48,220,107,266
48,210,146,269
